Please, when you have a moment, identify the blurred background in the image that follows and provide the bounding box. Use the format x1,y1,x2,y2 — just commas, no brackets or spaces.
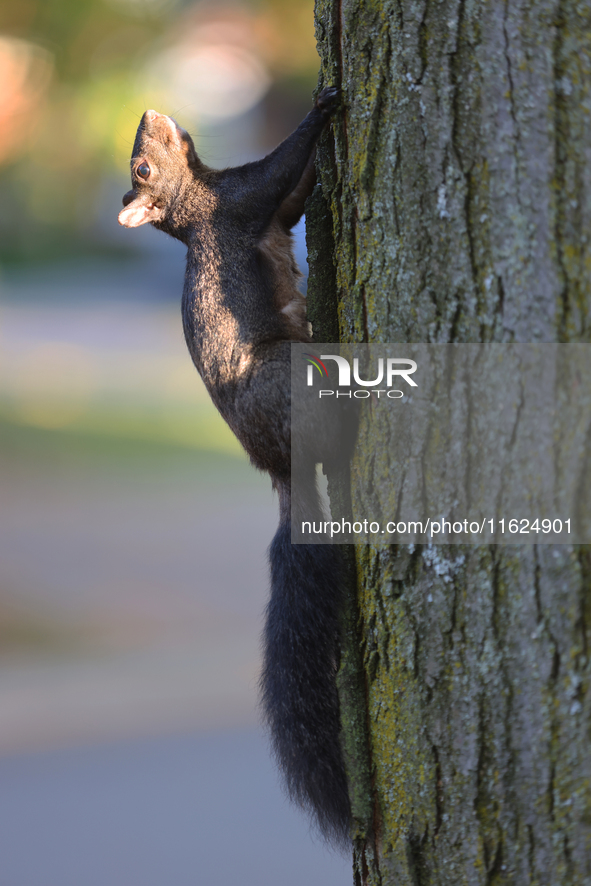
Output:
0,1,350,882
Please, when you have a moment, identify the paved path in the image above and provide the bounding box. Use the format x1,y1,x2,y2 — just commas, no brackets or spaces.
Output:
0,729,351,886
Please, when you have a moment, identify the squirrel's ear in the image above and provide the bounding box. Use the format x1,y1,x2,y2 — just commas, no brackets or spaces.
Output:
118,192,162,228
167,118,199,166
179,132,198,166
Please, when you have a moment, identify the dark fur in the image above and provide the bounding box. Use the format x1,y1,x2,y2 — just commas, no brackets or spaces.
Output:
118,88,351,843
266,475,350,844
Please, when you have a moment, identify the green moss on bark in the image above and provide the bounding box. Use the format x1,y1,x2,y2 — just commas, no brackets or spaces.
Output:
308,0,591,883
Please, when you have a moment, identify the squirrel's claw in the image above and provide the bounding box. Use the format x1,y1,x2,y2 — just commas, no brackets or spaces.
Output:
316,86,340,115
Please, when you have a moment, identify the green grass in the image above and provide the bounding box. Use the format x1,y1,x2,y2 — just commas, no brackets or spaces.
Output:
0,415,261,488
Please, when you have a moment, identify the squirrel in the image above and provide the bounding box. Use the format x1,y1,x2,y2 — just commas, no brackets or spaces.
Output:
118,87,351,845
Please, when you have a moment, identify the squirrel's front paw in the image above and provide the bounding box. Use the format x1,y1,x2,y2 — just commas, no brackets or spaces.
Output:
316,86,340,115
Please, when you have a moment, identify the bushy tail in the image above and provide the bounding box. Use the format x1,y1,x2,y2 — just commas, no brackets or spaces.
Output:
261,477,351,846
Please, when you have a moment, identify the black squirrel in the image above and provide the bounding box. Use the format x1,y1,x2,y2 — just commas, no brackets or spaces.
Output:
118,88,351,844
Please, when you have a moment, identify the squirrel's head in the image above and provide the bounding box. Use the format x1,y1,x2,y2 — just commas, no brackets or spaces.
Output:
118,110,200,228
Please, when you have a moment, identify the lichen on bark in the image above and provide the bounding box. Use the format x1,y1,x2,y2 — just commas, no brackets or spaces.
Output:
307,1,591,883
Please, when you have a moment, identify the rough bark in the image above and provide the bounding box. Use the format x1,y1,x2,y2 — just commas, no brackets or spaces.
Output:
307,1,591,883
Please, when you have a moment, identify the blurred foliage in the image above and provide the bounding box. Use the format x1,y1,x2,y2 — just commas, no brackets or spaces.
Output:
0,0,318,263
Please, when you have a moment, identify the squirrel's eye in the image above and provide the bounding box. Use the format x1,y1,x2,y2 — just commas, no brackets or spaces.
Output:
136,162,150,179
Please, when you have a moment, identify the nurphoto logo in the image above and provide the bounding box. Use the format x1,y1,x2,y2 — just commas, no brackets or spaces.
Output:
303,353,418,399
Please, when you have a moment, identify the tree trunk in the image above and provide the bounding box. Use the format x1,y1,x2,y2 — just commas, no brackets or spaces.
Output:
307,1,591,883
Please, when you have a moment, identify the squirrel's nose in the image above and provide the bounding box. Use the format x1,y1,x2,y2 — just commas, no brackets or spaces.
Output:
144,109,162,123
122,190,134,207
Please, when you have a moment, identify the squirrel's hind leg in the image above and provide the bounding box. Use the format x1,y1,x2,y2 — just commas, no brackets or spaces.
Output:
276,150,317,231
258,149,318,341
258,220,311,341
258,151,318,342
